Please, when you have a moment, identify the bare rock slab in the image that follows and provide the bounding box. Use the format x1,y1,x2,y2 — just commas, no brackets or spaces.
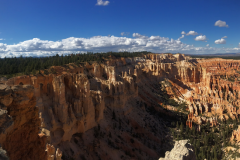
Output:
159,140,196,160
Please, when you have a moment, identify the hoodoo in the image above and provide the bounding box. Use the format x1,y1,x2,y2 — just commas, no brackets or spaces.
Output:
1,53,240,159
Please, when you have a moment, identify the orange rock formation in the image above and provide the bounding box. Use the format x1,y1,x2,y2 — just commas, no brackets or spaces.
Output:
0,85,47,160
1,53,240,159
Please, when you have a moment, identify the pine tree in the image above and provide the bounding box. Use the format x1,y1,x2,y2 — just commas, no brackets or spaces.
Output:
204,135,208,145
180,122,184,134
214,146,217,160
196,140,200,149
186,125,189,134
192,126,195,136
223,132,226,147
25,66,30,75
32,69,36,75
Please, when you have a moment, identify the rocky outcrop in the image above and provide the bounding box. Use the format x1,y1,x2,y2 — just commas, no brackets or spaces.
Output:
159,140,196,160
46,144,62,160
0,54,196,159
0,147,9,160
231,125,240,143
181,58,240,128
2,53,240,159
0,84,48,160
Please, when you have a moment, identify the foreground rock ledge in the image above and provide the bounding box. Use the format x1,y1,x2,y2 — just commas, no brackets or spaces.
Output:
0,84,47,160
159,140,196,160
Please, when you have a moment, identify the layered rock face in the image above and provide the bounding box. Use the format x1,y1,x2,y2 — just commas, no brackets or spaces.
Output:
2,53,240,159
0,84,47,160
159,140,196,160
183,58,240,130
4,58,141,147
1,53,200,159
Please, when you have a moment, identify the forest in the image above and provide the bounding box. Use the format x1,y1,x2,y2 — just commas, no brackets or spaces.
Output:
3,52,238,79
190,55,240,60
0,51,150,78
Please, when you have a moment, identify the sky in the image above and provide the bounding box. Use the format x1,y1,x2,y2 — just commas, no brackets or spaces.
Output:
0,0,240,57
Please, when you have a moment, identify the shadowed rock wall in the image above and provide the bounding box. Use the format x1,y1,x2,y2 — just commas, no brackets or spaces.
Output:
0,84,47,160
0,53,216,159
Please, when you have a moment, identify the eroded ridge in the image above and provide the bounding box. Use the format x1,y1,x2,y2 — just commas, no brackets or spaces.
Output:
1,53,240,159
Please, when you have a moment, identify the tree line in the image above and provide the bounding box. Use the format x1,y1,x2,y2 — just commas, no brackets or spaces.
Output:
0,51,150,78
190,55,240,60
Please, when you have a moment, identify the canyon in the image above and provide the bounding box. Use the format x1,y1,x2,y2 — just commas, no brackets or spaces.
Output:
1,53,240,159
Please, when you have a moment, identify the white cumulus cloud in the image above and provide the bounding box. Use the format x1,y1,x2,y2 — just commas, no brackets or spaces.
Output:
222,36,227,39
215,20,229,27
181,31,186,35
206,44,209,47
96,0,109,6
0,43,7,51
239,43,240,48
0,34,240,58
195,35,207,41
186,31,198,36
215,38,226,44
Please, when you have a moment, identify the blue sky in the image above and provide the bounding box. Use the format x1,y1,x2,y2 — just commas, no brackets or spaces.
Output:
0,0,240,57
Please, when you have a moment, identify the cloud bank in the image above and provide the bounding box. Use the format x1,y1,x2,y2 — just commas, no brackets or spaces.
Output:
215,20,229,27
0,34,239,58
96,0,109,6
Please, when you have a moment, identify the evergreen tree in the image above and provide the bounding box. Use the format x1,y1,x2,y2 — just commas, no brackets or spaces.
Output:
192,126,195,136
172,130,175,138
0,52,148,76
32,69,36,75
180,122,184,134
25,66,30,75
214,146,217,160
204,134,208,145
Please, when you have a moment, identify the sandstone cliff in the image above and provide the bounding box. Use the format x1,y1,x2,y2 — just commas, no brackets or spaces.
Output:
1,53,240,159
0,84,47,160
1,53,197,159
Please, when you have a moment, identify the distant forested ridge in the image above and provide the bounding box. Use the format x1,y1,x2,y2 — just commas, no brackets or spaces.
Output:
189,55,240,60
0,51,150,78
